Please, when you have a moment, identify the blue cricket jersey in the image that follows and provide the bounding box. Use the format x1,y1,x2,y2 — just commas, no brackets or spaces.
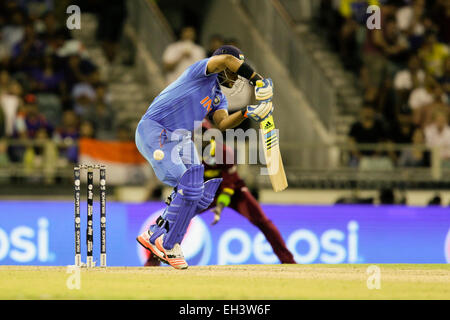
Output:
142,58,228,132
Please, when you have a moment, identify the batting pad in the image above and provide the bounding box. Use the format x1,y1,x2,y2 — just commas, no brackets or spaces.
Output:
151,164,204,249
196,178,223,213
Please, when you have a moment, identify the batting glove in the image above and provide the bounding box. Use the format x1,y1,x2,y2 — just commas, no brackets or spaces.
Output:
246,101,274,122
255,78,273,102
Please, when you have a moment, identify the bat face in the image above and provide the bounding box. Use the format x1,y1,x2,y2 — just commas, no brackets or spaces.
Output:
260,115,288,192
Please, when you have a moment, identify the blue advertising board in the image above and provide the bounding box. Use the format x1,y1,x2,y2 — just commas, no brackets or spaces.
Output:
0,201,448,266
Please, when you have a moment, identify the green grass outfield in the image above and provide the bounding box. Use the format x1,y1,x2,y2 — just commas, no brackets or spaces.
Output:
0,264,449,300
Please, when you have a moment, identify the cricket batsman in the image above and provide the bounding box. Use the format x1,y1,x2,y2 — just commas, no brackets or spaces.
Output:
136,45,275,269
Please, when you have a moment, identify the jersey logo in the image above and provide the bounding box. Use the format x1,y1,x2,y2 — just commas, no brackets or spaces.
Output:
201,96,212,112
213,95,220,106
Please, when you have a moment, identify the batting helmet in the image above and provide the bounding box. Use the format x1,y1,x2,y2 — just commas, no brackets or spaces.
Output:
212,45,245,61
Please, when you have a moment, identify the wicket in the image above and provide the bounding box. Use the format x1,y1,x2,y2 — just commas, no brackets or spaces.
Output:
74,164,107,268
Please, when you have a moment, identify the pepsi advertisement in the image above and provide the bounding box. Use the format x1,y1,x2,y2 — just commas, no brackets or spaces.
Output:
0,201,449,266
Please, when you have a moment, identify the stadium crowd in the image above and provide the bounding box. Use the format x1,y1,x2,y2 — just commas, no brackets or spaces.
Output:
0,0,125,171
319,0,450,168
0,0,243,175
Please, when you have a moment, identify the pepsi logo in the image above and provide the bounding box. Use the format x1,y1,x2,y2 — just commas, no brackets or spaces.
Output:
137,210,212,266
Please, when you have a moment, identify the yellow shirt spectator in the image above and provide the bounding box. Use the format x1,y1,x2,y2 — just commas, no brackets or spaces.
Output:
339,0,380,18
420,42,450,78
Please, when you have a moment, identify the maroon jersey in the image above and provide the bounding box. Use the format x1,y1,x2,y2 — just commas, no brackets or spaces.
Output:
202,142,245,193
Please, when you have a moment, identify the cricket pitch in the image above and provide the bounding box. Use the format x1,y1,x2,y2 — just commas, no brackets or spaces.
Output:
0,264,449,300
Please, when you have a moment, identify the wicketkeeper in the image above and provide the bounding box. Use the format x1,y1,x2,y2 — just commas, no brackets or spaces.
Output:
201,122,295,263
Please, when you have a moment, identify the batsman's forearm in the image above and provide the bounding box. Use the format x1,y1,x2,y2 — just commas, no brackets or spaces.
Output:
225,56,262,85
217,111,246,131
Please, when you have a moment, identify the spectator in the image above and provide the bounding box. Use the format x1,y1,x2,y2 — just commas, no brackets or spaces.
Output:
398,128,428,167
1,9,26,55
382,17,410,66
71,81,96,117
15,93,52,139
348,104,388,164
0,101,4,139
317,0,450,173
0,31,11,69
427,194,442,206
396,0,426,50
54,110,79,142
361,14,408,109
86,83,115,140
418,30,449,78
46,29,70,55
87,69,102,88
0,69,10,92
379,188,395,204
35,126,59,185
0,138,9,167
393,55,425,107
0,1,116,177
0,79,23,137
62,52,97,91
162,26,206,84
424,109,450,167
409,73,448,127
438,56,450,101
11,22,46,72
53,110,79,163
38,11,70,43
389,108,415,145
417,85,449,129
79,120,95,139
394,55,425,92
29,52,64,94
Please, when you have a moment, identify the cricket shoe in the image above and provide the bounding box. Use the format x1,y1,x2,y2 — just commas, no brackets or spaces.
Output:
136,230,168,265
154,235,188,270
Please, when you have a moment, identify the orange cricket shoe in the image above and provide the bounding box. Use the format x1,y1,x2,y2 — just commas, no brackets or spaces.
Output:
154,234,188,270
136,230,168,264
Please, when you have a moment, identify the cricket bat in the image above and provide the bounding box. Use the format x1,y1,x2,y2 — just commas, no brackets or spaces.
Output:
260,115,288,192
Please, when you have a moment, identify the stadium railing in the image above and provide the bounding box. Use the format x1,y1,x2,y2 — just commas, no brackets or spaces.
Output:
242,141,450,190
1,138,448,191
0,138,76,183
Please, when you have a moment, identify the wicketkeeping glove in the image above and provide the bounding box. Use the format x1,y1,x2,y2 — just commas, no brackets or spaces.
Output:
255,79,273,102
245,101,274,122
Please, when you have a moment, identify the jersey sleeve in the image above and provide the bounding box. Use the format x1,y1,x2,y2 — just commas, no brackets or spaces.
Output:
185,58,213,79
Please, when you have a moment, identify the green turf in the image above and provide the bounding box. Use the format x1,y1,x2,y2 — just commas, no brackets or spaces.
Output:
0,264,449,300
